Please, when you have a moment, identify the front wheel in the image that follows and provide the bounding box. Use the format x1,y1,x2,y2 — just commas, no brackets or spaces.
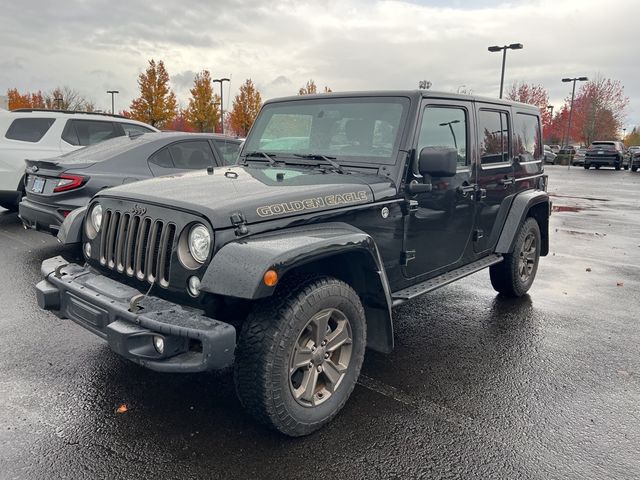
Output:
490,218,541,297
234,276,366,437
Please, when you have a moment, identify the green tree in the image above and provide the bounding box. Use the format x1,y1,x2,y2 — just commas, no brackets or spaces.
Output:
129,59,178,128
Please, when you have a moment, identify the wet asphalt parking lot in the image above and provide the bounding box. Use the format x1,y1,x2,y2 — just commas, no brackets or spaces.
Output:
1,165,639,479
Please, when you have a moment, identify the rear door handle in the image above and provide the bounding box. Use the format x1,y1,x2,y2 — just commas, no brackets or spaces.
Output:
457,183,476,197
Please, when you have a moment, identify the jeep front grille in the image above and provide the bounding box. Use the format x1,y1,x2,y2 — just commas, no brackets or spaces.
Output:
99,209,176,288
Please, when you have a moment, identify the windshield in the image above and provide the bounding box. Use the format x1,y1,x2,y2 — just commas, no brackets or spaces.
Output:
244,97,410,165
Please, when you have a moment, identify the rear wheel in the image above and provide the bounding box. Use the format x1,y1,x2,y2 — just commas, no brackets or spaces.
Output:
234,276,366,437
595,165,601,170
615,163,621,171
584,164,590,170
632,166,638,172
490,218,541,297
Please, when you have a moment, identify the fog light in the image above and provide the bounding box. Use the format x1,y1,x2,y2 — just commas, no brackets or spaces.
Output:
153,336,165,354
84,242,91,257
187,276,201,297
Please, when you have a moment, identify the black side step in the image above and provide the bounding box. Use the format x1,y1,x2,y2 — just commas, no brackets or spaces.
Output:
391,254,503,306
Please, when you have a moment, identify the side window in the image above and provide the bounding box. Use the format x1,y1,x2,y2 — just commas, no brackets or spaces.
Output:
5,118,55,142
417,106,468,166
214,140,242,165
63,120,123,146
478,110,510,165
168,141,215,169
121,123,154,136
148,148,173,168
514,113,541,161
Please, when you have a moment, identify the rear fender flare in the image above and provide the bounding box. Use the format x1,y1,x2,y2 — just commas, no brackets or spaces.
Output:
494,190,550,256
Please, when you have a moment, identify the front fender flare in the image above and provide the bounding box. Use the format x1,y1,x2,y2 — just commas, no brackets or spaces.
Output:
56,206,87,245
201,222,395,353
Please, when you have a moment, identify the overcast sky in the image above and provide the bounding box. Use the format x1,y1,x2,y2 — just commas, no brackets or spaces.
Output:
1,0,637,130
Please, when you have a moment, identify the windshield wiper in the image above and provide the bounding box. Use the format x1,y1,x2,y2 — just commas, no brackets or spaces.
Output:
241,151,277,166
292,154,346,174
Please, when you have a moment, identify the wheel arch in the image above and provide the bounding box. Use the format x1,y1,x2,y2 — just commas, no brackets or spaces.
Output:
494,190,550,257
201,222,395,353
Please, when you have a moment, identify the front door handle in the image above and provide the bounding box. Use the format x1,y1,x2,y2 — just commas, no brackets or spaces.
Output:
499,176,515,186
457,183,476,197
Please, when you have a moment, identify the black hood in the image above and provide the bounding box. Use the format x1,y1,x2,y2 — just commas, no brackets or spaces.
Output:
97,165,397,229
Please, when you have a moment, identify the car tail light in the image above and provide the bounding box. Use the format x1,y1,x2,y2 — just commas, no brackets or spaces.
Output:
53,174,86,193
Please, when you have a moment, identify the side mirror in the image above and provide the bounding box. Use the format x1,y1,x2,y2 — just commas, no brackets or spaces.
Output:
418,146,458,177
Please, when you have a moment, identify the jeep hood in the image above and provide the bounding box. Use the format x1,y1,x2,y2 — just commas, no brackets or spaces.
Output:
96,165,397,229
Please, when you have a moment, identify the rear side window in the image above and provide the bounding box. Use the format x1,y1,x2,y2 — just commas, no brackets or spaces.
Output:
62,120,123,146
148,148,173,168
5,118,55,142
514,113,542,161
168,141,215,169
417,106,468,166
121,123,154,136
214,139,242,165
478,110,510,165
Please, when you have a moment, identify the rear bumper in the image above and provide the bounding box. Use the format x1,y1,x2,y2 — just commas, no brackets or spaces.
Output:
37,256,236,372
584,155,624,166
19,197,65,234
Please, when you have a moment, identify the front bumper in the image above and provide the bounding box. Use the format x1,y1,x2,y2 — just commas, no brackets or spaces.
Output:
19,197,66,234
37,256,236,372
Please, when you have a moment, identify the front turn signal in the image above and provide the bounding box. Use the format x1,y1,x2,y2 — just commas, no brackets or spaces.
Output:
263,269,278,287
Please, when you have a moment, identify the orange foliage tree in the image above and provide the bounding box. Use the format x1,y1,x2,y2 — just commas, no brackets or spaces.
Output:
129,59,177,128
229,79,262,137
298,79,332,95
167,109,195,132
7,88,45,110
186,70,220,132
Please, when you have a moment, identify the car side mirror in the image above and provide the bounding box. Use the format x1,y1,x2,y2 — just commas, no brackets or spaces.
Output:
418,146,458,177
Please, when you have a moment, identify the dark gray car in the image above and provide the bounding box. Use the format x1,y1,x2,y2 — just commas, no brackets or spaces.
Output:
19,132,242,235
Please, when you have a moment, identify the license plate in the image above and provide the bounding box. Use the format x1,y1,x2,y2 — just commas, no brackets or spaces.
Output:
598,151,604,155
31,177,45,193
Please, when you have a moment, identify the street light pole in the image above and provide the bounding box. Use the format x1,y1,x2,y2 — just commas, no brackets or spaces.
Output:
106,90,119,115
561,76,588,170
212,78,230,134
488,43,523,99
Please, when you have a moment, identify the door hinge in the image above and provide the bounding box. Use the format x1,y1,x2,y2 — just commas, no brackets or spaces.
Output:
403,199,419,214
230,212,249,236
401,250,416,266
473,229,484,241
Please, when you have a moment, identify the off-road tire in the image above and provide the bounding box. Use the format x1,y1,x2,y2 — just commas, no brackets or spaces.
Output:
583,164,589,169
234,275,366,437
595,165,601,170
490,217,541,297
615,163,621,171
632,166,638,172
623,165,629,170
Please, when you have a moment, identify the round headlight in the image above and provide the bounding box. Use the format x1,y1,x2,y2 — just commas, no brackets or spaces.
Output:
188,224,211,263
90,204,103,233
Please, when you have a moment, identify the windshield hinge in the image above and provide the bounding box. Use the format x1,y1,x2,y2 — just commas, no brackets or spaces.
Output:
230,212,249,236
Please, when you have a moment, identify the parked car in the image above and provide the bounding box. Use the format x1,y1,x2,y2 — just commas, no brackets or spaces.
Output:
630,146,640,172
543,145,557,164
0,109,158,211
549,144,561,154
584,141,628,170
20,132,242,235
571,147,587,166
36,90,550,436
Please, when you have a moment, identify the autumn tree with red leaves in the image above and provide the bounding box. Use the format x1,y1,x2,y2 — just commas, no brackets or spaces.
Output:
130,59,178,129
549,76,628,145
228,79,262,137
506,82,551,130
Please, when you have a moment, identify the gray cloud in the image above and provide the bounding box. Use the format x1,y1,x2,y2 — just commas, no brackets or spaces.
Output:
0,0,637,128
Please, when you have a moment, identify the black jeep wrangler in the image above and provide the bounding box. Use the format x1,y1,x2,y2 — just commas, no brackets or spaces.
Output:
36,91,550,436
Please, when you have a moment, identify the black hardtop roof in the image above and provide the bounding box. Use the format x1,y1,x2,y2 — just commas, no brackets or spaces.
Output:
263,90,540,111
